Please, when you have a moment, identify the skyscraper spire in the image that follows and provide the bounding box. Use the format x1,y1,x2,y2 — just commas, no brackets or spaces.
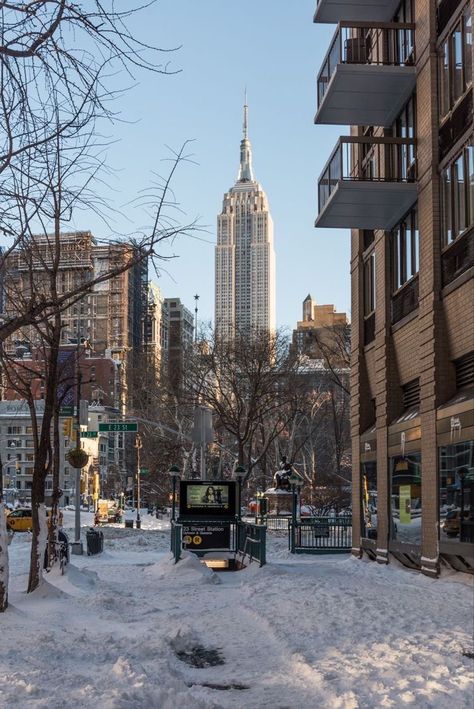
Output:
243,87,248,139
238,94,254,182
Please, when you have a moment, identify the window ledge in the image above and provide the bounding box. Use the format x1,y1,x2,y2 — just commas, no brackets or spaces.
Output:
391,307,419,333
442,265,474,298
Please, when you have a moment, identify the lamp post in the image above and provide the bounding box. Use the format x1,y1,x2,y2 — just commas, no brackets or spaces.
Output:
289,472,304,553
234,465,246,521
134,433,143,529
255,490,266,525
169,464,180,522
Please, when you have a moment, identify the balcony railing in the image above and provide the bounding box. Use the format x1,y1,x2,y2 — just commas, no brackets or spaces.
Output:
316,136,418,230
319,136,416,210
316,22,416,126
318,22,415,106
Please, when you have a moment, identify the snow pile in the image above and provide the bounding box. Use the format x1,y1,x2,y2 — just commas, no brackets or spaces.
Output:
1,526,473,708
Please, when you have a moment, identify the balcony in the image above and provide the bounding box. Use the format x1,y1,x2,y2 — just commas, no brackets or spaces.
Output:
316,22,416,126
315,136,418,230
314,0,402,24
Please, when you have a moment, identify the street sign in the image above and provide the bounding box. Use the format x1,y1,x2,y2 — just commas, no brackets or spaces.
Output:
140,468,149,475
59,406,74,417
81,431,98,438
98,422,138,432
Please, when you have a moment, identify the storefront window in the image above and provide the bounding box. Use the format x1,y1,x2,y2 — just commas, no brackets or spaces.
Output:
439,441,474,543
361,461,377,540
390,453,422,544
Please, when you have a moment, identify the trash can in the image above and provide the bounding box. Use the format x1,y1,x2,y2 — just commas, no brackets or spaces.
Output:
86,528,104,556
124,519,134,529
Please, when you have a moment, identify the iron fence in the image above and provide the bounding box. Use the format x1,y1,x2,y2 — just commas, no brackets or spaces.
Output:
290,516,352,554
237,521,266,567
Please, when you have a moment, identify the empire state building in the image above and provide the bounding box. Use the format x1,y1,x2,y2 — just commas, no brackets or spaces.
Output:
215,102,276,338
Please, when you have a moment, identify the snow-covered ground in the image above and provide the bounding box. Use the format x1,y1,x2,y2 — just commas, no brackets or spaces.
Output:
1,511,473,708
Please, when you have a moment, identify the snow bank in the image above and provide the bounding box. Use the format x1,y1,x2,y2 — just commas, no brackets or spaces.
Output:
146,551,221,585
1,527,472,708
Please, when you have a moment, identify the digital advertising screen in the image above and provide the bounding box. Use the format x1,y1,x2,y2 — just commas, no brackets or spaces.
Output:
179,481,236,518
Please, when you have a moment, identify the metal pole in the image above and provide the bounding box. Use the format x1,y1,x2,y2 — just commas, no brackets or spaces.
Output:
135,433,142,529
291,484,296,553
172,476,176,521
200,444,205,480
74,369,82,545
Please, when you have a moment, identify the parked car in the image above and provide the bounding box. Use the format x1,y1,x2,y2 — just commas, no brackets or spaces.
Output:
443,509,470,537
6,508,63,532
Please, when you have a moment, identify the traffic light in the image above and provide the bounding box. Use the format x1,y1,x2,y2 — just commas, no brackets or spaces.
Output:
62,417,73,439
93,472,100,499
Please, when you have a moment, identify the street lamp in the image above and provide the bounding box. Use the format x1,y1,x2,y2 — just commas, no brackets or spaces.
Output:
289,471,304,553
134,433,143,529
255,490,267,525
168,464,180,522
234,465,246,521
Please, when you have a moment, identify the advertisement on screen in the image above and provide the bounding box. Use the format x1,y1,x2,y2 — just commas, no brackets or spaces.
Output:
179,481,236,518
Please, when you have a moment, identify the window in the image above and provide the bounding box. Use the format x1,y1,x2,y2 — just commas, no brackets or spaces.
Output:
394,96,416,180
363,252,376,317
391,207,419,291
441,141,474,246
391,452,422,544
439,441,474,543
361,461,377,540
439,4,472,121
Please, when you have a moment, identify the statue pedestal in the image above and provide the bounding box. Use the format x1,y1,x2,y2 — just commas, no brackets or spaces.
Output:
264,487,293,516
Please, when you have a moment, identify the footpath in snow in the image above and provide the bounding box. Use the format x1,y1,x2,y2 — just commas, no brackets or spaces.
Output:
1,512,473,709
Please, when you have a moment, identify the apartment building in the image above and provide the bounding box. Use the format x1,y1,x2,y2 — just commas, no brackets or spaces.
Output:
1,232,152,410
163,297,194,394
292,295,349,362
313,0,473,574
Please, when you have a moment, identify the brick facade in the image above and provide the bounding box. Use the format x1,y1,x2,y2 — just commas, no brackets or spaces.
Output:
315,0,474,574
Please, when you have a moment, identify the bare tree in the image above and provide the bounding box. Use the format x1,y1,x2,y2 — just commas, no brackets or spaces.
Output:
0,0,180,341
186,327,303,483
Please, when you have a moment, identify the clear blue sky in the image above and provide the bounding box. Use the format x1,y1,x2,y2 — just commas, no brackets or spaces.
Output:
73,0,350,329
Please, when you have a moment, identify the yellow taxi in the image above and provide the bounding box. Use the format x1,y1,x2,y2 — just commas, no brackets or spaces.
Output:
6,508,33,532
6,508,63,532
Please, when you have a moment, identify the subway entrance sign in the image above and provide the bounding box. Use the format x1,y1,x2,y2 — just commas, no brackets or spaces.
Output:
98,422,138,432
182,522,231,551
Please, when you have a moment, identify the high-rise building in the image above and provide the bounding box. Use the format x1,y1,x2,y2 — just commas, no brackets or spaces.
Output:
292,295,349,361
313,0,473,575
143,282,168,383
163,297,194,393
1,231,149,410
215,102,276,338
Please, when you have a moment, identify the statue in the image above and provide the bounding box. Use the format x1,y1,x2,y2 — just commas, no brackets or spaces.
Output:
273,456,293,491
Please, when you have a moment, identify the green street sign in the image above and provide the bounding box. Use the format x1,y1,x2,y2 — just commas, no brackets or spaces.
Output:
140,468,149,475
98,422,138,432
59,406,74,416
81,431,98,438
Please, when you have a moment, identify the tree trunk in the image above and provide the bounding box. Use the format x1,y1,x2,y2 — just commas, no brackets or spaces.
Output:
0,501,9,611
